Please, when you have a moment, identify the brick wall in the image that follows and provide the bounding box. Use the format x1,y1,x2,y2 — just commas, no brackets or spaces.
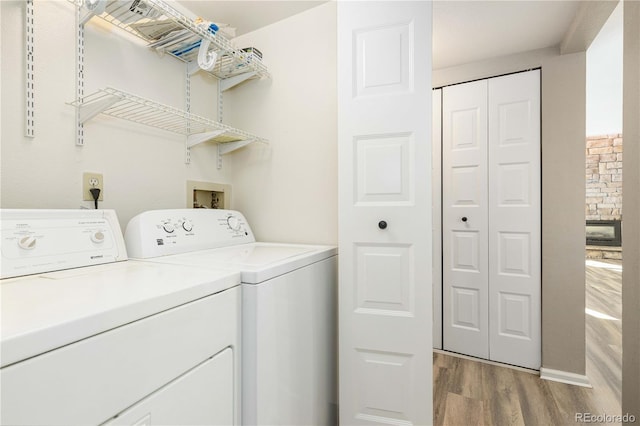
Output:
586,134,623,220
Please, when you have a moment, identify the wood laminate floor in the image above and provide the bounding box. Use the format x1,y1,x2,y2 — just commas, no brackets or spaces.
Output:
434,259,623,425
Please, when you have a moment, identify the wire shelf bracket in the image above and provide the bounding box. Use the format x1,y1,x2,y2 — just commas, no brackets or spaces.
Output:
220,71,258,92
187,130,226,148
77,95,120,123
217,140,254,169
218,139,254,156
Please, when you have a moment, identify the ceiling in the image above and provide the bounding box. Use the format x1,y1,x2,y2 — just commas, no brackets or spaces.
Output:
177,0,582,70
433,1,581,69
177,1,326,37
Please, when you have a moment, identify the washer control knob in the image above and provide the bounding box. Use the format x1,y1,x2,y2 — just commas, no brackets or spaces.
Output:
18,236,37,250
227,216,241,231
182,221,193,232
162,223,175,233
91,231,105,243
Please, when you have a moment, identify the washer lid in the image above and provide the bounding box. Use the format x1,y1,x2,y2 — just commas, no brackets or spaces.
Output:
202,244,316,265
140,242,337,284
0,260,240,367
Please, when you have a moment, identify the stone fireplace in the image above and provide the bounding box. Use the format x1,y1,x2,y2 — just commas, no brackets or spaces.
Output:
586,134,623,259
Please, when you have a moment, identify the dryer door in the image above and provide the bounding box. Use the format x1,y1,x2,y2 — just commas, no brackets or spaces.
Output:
102,348,234,426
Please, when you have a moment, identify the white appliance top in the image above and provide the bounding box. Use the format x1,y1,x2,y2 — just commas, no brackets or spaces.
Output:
137,242,336,284
0,209,241,367
125,209,337,283
0,209,127,279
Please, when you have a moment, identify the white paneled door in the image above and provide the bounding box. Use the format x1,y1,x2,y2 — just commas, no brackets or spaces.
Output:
441,70,540,370
488,71,541,369
338,2,432,425
442,80,489,360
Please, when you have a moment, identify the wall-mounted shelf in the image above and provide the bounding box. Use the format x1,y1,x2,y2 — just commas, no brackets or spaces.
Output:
68,87,267,157
70,0,268,167
78,0,269,85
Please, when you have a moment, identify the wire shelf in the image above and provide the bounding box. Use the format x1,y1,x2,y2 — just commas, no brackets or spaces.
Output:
76,0,269,81
68,87,267,148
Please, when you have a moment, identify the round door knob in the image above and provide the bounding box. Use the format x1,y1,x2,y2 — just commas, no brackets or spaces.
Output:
378,220,387,230
461,217,468,222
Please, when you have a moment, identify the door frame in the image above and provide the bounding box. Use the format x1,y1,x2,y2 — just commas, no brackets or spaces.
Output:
432,88,443,349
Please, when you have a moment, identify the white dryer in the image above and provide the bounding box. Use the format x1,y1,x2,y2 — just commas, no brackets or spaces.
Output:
1,209,241,426
125,209,338,426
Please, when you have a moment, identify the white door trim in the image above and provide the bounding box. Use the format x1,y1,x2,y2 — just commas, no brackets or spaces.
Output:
433,88,443,350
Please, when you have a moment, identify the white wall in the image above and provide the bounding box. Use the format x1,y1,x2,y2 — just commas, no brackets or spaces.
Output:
1,1,229,230
222,2,337,245
586,1,623,136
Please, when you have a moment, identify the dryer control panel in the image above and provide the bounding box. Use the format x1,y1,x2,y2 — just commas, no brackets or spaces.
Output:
0,209,127,279
124,209,256,258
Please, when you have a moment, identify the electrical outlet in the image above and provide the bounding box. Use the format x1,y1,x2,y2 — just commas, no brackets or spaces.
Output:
83,172,104,201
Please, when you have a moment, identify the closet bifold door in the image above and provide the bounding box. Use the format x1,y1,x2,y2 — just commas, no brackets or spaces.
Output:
441,70,541,369
488,70,541,370
442,79,489,360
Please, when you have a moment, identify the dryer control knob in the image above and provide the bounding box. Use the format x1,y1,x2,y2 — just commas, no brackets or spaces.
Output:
227,216,241,231
182,221,193,232
163,223,175,233
91,231,105,243
18,236,37,250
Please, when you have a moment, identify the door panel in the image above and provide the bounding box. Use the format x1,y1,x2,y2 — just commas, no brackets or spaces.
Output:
451,231,480,271
451,287,480,329
354,23,412,97
356,244,413,315
488,70,541,369
442,80,489,359
338,2,432,424
355,134,413,205
354,350,414,423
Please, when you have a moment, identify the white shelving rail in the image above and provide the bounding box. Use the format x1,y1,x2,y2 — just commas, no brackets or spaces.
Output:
69,0,269,166
68,87,267,155
25,0,35,138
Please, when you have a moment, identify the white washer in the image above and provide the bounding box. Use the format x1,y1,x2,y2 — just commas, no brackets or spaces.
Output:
1,209,241,426
125,209,338,426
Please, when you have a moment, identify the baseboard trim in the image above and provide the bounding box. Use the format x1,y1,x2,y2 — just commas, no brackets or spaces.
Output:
433,349,538,375
540,367,592,388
